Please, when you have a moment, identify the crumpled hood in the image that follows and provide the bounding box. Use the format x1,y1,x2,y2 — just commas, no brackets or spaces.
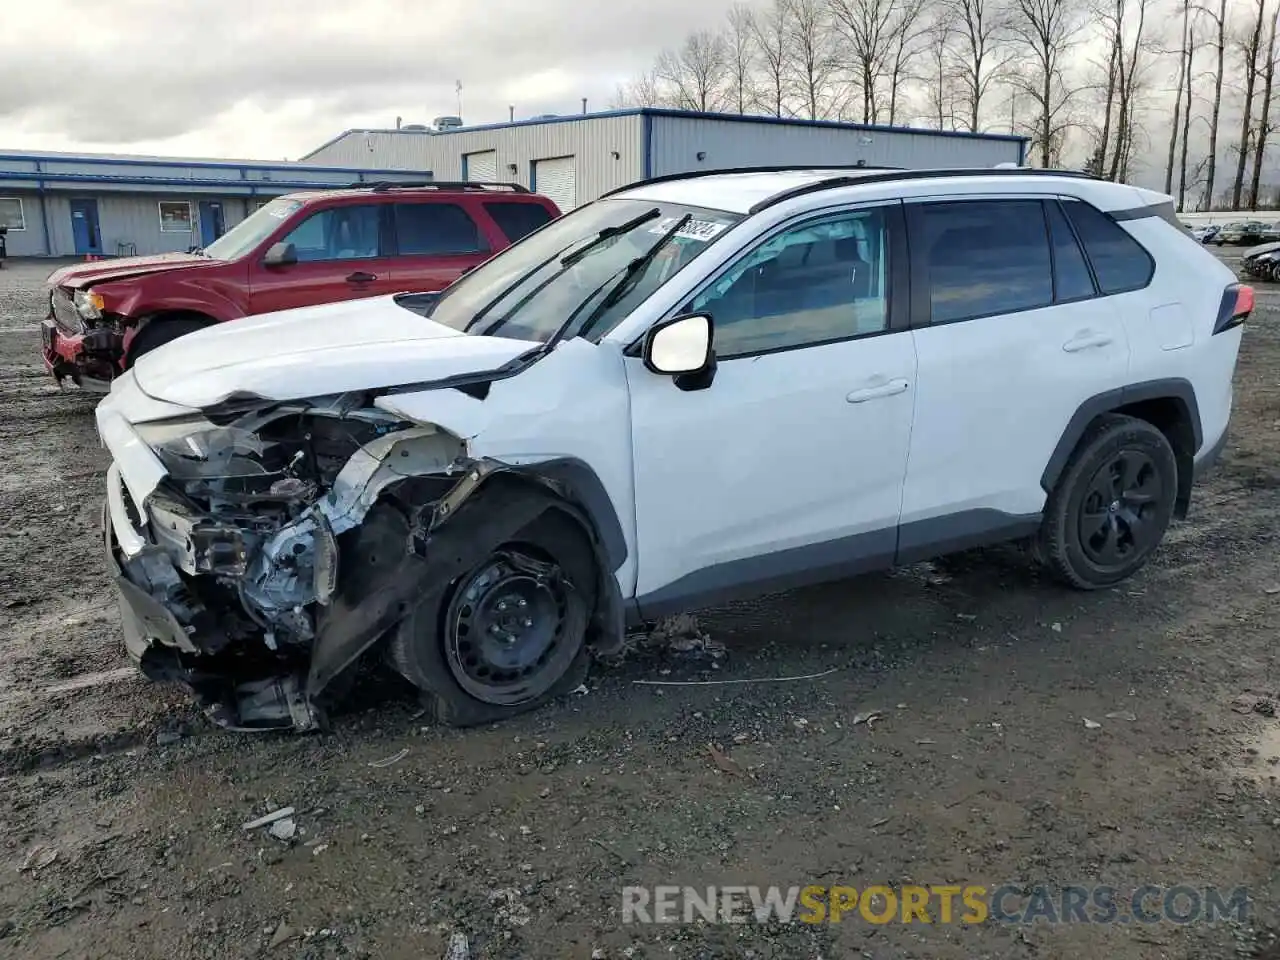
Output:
1242,240,1280,259
47,252,216,289
132,294,538,409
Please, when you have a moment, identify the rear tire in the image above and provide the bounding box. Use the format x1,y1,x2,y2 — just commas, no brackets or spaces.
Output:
1037,414,1178,590
389,508,597,727
125,317,211,367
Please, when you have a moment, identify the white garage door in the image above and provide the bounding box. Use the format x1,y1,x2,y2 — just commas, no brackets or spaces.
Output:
533,156,576,211
464,150,497,182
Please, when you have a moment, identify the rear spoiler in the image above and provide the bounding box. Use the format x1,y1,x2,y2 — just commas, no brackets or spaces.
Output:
1108,199,1189,234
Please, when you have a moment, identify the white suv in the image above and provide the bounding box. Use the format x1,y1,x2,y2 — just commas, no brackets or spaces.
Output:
95,166,1251,731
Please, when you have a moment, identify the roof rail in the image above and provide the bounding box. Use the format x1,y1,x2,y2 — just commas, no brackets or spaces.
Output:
747,166,1101,214
339,179,530,193
598,164,904,201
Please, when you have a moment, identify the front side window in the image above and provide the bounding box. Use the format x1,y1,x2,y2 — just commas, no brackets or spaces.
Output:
1062,199,1154,295
0,198,24,230
916,199,1052,324
394,202,485,256
685,208,890,358
158,201,193,233
425,198,741,343
282,204,381,262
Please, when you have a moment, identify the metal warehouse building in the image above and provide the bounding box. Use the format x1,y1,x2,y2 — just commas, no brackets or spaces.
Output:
0,151,429,258
300,108,1028,212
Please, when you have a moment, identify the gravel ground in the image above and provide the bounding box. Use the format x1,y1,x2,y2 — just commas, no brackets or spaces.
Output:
1,252,1279,959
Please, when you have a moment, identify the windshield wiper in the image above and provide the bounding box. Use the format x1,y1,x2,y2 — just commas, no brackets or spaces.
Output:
559,208,660,267
468,207,661,335
540,213,693,355
573,214,693,345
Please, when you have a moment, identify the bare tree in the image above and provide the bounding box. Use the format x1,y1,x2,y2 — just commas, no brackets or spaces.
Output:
1200,0,1228,210
922,8,961,127
1233,0,1271,209
786,0,842,119
1178,11,1196,208
612,69,664,109
1008,0,1086,166
947,0,1013,131
1110,0,1152,181
752,0,794,116
724,3,758,114
830,0,899,122
1250,2,1280,206
885,0,933,124
1164,0,1192,195
655,30,731,112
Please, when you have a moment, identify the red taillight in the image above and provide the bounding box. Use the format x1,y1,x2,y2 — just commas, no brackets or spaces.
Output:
1236,284,1255,318
1214,283,1252,334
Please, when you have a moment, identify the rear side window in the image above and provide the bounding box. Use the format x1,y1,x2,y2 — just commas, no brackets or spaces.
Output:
484,201,555,243
915,200,1053,324
1062,200,1154,295
394,203,486,256
1046,201,1096,302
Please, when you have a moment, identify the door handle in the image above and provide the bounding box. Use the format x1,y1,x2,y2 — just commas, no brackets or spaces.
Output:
846,378,910,403
1063,331,1114,352
347,271,377,283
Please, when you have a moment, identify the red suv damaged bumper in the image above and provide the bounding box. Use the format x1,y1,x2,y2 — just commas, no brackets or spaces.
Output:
41,294,123,391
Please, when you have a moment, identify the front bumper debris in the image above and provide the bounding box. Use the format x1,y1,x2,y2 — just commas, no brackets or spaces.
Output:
105,499,319,732
42,310,120,389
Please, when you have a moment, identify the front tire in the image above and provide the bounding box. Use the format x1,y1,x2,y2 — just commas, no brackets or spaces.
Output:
1038,414,1178,590
124,316,211,367
389,509,596,727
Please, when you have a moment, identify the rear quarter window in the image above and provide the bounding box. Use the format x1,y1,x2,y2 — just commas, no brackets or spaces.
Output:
483,201,556,243
1062,200,1154,295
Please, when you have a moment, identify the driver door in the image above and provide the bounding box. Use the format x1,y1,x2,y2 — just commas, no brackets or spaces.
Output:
248,203,399,314
623,202,918,615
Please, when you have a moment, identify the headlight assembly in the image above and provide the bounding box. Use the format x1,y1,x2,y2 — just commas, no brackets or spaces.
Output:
73,289,105,319
133,416,270,480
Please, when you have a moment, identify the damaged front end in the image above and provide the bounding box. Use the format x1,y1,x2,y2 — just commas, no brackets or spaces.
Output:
103,390,474,731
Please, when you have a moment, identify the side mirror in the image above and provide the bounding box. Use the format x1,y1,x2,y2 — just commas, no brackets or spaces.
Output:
262,241,297,268
642,313,715,389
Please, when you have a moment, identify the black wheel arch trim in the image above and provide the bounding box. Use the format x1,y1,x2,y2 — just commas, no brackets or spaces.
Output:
1040,378,1202,505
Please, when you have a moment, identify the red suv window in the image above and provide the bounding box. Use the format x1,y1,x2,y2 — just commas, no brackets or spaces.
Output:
394,202,487,255
483,201,555,243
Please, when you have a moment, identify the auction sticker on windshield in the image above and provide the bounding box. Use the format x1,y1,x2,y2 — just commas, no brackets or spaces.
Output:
649,218,730,242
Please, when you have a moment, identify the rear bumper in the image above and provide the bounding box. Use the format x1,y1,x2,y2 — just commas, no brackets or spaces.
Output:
1194,426,1229,482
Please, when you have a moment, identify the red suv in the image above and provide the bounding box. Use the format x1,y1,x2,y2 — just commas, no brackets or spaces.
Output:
41,181,560,388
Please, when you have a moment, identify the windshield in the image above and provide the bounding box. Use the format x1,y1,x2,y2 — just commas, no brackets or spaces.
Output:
425,198,742,343
203,197,304,260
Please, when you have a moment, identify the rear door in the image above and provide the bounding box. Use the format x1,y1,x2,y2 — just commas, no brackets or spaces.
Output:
247,202,399,314
388,200,492,293
899,196,1131,550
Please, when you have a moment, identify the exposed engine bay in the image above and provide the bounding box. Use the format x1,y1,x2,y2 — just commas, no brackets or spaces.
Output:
111,392,481,731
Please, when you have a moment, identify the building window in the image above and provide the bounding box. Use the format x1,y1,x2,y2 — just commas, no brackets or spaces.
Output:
0,198,25,231
158,201,193,232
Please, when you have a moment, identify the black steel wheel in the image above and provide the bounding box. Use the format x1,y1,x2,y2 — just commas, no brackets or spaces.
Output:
389,501,597,727
443,548,583,706
1038,414,1178,589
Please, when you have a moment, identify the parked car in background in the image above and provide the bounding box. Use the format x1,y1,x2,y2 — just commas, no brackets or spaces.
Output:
1194,224,1221,243
42,182,560,389
94,165,1247,731
1215,221,1269,245
1242,241,1280,281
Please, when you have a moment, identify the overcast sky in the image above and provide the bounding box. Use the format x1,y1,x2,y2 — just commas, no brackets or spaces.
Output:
0,0,741,160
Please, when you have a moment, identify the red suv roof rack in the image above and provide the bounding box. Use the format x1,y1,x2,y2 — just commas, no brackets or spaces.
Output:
341,180,530,193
